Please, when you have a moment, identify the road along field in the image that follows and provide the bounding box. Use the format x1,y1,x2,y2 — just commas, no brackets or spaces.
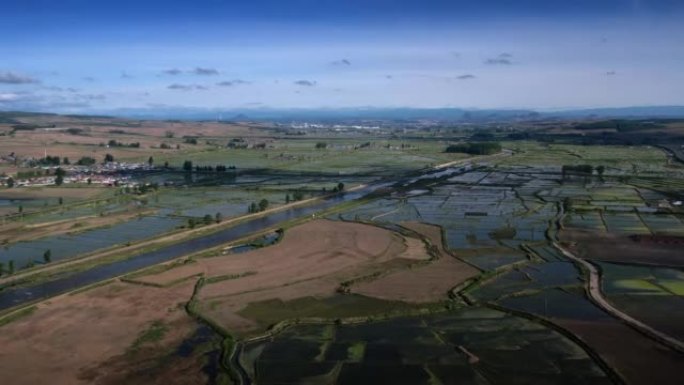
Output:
0,218,465,384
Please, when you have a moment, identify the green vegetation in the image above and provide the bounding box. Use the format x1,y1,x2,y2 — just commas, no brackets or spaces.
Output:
0,306,37,328
236,295,437,332
239,308,610,385
346,341,365,362
573,119,665,132
107,139,140,148
128,320,169,353
76,156,96,166
446,142,501,155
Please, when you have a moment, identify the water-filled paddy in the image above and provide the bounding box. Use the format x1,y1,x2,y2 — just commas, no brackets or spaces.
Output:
0,215,182,269
238,307,611,385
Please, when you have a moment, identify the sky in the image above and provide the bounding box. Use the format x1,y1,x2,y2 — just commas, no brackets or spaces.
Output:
1,0,683,114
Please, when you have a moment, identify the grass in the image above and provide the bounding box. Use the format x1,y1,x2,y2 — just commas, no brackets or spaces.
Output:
0,306,37,328
124,258,196,280
128,320,169,353
657,280,684,296
612,279,666,293
498,141,670,171
236,294,437,331
204,271,257,284
347,341,366,362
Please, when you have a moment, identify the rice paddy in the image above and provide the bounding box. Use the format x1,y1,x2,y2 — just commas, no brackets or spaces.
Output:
238,307,612,385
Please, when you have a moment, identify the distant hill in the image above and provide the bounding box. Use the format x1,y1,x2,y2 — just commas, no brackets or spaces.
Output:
5,105,684,122
545,106,684,119
106,106,684,121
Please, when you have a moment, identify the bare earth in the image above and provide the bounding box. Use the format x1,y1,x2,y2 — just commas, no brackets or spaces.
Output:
0,219,476,383
561,228,684,267
352,222,479,303
558,319,684,385
157,219,418,335
0,281,198,385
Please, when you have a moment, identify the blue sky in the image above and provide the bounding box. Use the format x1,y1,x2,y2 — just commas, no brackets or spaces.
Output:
1,0,683,113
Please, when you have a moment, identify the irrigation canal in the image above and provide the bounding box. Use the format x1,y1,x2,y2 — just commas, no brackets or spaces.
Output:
0,164,471,311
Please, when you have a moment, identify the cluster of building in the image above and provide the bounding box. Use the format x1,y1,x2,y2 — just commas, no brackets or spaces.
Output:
0,160,155,188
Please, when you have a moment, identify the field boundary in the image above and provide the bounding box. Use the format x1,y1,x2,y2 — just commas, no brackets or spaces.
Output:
554,242,684,354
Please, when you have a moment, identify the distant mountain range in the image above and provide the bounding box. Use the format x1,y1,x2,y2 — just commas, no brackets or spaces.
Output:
104,106,684,121
4,106,684,122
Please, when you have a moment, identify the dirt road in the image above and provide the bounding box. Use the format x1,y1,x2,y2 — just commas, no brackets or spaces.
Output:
554,242,684,354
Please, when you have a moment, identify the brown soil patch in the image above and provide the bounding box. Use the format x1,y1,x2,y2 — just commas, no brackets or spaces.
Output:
352,222,479,303
133,263,206,287
0,280,198,385
561,228,684,266
401,221,448,253
197,220,403,298
134,220,416,335
0,186,104,200
557,319,684,385
351,257,477,303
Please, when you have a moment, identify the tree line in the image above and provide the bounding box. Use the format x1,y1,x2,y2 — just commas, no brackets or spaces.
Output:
445,142,502,155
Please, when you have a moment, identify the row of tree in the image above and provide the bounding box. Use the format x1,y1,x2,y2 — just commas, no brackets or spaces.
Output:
445,142,502,155
248,199,270,213
182,160,236,172
187,213,223,229
107,139,140,148
0,250,52,276
561,164,606,177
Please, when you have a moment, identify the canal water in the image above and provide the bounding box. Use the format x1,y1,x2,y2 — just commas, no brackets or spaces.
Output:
0,164,463,311
0,188,373,310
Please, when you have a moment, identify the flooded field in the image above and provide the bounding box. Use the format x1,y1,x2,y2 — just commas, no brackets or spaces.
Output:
238,307,612,385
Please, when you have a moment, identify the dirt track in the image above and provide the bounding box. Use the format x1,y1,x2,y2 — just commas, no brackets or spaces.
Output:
555,242,684,353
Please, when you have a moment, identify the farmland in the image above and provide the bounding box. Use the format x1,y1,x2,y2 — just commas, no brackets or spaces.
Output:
0,113,683,384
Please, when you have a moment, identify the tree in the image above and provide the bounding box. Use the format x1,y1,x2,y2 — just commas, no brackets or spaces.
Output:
562,197,573,212
8,260,14,275
248,202,258,213
104,153,115,163
258,199,269,212
77,156,96,166
148,156,154,166
215,212,223,223
188,218,196,229
43,249,52,263
0,262,4,276
285,194,290,203
596,165,605,181
18,205,23,214
58,197,63,205
445,142,502,155
63,157,70,165
87,178,92,185
183,160,193,172
337,182,345,191
6,177,14,188
55,167,66,184
203,214,214,225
